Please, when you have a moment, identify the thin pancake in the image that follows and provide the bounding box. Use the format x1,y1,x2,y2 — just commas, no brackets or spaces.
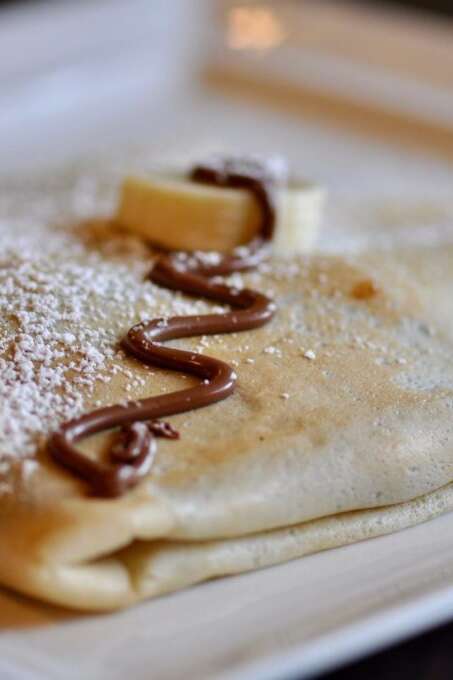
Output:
1,243,453,609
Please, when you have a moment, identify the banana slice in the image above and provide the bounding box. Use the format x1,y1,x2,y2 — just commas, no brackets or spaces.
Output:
116,173,325,255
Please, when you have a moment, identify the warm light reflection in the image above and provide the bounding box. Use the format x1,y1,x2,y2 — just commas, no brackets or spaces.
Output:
227,7,285,50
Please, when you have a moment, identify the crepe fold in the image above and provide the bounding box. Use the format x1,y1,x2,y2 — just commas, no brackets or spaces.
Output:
1,248,453,610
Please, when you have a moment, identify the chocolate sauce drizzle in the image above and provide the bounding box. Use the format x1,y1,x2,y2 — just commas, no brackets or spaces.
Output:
48,158,280,497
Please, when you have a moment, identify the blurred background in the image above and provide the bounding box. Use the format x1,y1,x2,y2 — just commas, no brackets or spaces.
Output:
1,0,452,178
2,0,452,257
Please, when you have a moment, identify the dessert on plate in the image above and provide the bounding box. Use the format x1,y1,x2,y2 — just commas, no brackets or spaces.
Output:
0,156,452,611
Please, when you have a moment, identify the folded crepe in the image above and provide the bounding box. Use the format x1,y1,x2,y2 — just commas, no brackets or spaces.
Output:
1,191,453,611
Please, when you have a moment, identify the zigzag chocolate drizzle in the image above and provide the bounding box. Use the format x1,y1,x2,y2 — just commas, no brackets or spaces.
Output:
48,158,280,496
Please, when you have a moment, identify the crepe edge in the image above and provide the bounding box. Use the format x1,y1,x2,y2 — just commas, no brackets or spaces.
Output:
1,482,452,611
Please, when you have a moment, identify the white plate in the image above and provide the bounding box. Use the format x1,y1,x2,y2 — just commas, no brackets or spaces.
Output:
1,2,453,679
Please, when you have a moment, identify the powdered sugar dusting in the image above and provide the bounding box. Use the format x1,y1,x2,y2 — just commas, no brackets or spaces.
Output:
0,173,226,471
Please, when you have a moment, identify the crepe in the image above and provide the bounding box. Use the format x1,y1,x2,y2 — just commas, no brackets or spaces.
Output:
1,206,453,610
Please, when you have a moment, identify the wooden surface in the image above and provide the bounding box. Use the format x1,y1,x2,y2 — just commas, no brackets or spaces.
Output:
323,618,453,678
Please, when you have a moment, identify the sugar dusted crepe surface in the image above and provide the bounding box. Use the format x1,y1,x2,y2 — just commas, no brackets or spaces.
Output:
0,170,453,609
